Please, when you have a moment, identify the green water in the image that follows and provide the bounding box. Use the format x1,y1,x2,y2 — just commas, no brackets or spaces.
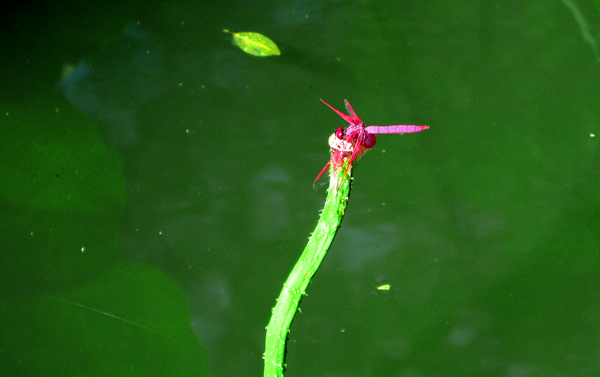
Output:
1,1,599,376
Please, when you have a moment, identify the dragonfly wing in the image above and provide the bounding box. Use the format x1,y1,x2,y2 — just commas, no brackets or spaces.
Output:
343,100,358,117
313,159,331,189
321,99,362,125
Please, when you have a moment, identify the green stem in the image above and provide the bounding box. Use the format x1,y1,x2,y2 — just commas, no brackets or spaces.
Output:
264,173,351,377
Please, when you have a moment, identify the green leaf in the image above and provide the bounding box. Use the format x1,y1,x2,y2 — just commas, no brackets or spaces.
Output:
223,29,280,57
2,263,211,377
0,99,126,215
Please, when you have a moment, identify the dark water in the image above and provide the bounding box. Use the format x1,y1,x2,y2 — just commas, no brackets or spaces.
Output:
2,1,599,376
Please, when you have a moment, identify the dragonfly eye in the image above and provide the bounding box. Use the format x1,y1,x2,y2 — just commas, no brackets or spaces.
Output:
335,127,345,139
363,133,377,149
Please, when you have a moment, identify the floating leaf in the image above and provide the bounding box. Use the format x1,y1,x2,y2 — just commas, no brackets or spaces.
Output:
377,284,391,291
223,29,280,57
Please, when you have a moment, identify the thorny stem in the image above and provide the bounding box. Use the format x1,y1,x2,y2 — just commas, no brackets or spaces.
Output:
263,139,352,377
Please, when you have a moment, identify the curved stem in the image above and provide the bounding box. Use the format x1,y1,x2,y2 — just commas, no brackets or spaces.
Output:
263,171,351,377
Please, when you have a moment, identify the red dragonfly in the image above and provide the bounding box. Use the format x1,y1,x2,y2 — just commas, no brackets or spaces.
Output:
314,99,429,187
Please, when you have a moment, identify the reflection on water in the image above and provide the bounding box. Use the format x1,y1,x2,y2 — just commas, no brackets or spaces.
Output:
561,0,600,61
56,2,332,374
59,23,165,147
45,0,600,376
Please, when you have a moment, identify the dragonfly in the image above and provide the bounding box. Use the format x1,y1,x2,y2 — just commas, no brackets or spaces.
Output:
314,99,429,187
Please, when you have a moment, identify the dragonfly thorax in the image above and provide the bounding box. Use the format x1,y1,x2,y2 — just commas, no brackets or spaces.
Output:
361,132,377,149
